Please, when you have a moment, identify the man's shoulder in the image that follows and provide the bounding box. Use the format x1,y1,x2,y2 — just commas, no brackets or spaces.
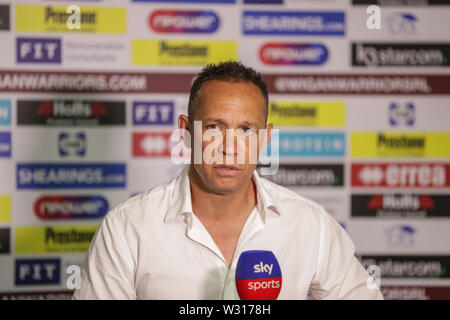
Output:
106,177,177,222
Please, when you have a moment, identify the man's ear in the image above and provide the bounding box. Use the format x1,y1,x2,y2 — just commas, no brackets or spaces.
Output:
178,115,191,148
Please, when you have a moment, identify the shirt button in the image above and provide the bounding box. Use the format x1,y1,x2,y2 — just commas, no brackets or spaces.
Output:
226,279,232,285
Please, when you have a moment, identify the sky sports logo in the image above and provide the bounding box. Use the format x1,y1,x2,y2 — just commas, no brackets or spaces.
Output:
149,10,219,33
16,37,61,64
15,258,61,286
351,194,450,218
235,251,282,300
17,100,126,126
269,132,345,157
260,43,328,65
352,43,450,67
34,195,108,220
17,163,126,189
133,101,174,125
257,164,343,187
0,132,11,157
243,11,345,36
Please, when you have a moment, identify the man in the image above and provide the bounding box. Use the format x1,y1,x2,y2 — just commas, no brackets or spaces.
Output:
73,61,383,300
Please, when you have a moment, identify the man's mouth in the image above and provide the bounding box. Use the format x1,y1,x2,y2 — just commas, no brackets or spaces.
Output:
213,165,241,176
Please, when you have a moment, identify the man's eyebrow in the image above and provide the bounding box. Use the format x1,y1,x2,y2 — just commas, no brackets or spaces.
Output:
202,118,259,128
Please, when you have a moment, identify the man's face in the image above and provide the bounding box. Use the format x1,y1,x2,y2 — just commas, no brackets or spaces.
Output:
187,80,272,195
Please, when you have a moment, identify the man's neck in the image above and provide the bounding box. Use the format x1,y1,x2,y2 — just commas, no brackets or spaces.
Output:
188,166,257,222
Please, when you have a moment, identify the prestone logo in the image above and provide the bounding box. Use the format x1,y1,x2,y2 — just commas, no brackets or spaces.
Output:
17,100,126,126
132,40,237,66
243,11,345,36
352,194,450,218
17,163,126,189
351,163,450,188
260,43,328,65
15,258,60,285
150,10,219,33
34,195,108,220
16,37,61,64
15,5,126,34
351,132,450,157
15,225,98,253
267,101,345,127
352,43,450,67
257,164,343,187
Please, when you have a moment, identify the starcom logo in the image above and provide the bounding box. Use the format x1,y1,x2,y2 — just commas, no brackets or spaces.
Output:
150,10,219,33
260,43,328,65
34,195,108,220
351,163,450,188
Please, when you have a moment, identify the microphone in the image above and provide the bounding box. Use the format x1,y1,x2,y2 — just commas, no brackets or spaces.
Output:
235,250,282,300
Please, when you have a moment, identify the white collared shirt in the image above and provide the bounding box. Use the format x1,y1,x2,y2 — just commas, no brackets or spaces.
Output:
73,165,383,300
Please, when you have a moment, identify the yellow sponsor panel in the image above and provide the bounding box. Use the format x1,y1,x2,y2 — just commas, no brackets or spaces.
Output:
132,40,237,65
267,102,345,127
16,5,126,33
0,195,11,223
351,132,450,157
15,225,98,254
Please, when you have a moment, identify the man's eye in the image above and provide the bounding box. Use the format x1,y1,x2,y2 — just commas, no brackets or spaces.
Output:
205,124,222,132
238,128,257,138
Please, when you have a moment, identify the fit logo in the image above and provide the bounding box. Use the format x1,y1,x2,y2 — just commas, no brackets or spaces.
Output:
133,101,174,125
16,38,61,63
15,259,61,285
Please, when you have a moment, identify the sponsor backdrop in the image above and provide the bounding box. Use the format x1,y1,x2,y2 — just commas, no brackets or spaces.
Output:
0,0,449,300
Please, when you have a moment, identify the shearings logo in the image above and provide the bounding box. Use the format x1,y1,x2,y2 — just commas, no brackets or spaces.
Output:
15,5,126,33
352,43,450,67
132,39,237,65
243,11,345,36
351,132,450,157
267,101,345,127
149,10,219,33
15,225,98,253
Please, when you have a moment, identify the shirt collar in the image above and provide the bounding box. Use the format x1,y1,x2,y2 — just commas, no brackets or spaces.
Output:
164,165,280,224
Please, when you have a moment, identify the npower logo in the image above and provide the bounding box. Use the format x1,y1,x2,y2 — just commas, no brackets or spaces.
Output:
260,43,328,65
150,10,219,33
34,195,108,220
